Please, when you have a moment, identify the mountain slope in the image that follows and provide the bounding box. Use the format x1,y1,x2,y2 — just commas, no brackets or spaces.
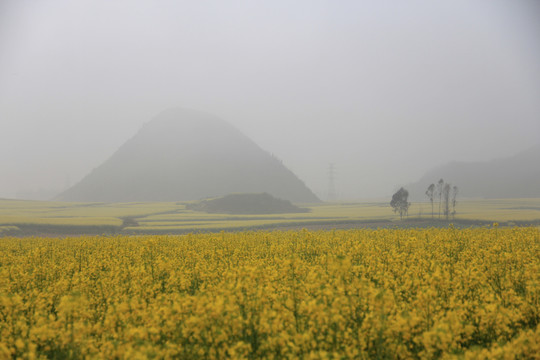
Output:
408,144,540,200
57,108,320,203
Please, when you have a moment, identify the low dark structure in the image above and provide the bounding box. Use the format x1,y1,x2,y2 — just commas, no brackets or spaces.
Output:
186,193,310,214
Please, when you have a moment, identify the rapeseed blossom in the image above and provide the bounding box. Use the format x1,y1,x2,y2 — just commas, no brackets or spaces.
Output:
0,228,538,358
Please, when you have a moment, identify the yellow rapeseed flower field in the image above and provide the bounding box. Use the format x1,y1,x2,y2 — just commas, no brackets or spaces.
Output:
0,228,538,359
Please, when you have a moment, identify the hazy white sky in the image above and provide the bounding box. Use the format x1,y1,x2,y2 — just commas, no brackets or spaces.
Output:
1,0,539,200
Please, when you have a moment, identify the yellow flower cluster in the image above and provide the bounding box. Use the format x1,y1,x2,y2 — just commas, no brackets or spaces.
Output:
0,228,538,359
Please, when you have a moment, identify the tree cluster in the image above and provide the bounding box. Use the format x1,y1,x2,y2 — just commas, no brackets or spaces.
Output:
390,180,458,222
426,179,458,220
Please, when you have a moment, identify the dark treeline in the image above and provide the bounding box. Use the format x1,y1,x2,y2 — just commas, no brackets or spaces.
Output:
392,179,458,221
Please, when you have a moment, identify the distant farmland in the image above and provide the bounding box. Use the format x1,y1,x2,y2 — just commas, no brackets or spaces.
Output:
1,198,539,236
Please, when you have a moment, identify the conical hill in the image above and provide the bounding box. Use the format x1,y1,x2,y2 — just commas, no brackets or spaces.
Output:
57,108,320,203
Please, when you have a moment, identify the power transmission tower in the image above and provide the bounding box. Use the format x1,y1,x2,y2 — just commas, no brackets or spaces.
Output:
327,163,337,202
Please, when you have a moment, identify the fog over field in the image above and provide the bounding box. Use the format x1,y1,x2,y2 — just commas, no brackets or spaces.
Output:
1,0,539,200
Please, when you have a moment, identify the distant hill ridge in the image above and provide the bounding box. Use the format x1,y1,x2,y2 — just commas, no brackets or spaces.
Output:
57,108,320,203
408,144,540,200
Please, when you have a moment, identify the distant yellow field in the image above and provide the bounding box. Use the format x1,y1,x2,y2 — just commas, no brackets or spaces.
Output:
0,198,539,234
0,228,538,358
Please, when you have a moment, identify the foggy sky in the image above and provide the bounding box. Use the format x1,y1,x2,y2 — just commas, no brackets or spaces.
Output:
1,0,539,200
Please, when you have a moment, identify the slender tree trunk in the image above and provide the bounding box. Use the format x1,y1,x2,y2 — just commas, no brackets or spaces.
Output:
438,194,442,219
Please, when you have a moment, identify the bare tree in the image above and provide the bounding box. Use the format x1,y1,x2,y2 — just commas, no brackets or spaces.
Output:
451,186,459,219
443,183,451,220
425,183,435,219
436,178,444,219
390,187,410,220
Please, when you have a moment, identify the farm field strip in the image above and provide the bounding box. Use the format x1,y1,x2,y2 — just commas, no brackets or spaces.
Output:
130,219,357,232
0,215,123,227
0,201,180,219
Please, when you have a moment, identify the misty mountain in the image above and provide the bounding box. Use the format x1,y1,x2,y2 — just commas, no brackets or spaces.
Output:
408,144,540,200
57,108,320,203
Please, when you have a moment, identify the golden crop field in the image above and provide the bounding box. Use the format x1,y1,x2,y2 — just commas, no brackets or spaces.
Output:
1,228,538,359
